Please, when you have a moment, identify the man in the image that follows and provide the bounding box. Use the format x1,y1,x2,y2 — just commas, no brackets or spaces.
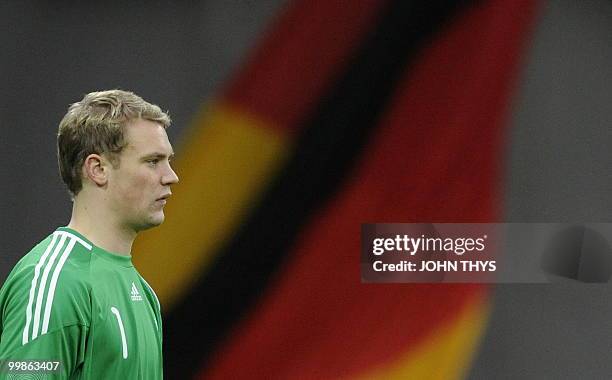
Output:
0,89,179,379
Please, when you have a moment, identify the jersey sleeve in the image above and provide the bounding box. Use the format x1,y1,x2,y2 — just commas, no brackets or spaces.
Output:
0,246,92,379
0,324,88,379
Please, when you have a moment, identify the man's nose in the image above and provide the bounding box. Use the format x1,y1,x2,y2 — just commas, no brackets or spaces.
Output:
162,165,179,185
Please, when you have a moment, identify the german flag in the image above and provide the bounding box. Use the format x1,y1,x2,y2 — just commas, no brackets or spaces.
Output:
133,0,541,378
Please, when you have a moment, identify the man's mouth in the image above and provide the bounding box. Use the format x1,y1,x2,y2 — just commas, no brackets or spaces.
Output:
156,193,172,205
157,193,172,201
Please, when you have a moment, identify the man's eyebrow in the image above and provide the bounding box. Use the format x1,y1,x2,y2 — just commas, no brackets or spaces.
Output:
142,152,175,159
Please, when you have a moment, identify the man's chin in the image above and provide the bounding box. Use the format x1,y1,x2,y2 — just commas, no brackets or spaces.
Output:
149,214,165,228
135,214,165,232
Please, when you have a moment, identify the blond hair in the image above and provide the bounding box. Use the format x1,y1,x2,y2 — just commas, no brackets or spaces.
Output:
57,89,171,196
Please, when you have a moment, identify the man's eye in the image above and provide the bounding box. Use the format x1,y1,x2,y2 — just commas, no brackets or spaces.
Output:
147,159,159,165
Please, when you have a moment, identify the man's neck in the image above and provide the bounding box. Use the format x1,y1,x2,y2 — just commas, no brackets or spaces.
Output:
67,199,136,256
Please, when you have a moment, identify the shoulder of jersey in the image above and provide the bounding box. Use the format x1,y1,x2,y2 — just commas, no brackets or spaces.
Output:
28,230,94,272
8,230,95,302
11,230,94,344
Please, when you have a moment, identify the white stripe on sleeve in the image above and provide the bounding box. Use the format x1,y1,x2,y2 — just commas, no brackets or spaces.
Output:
41,237,77,334
23,233,58,345
31,234,67,341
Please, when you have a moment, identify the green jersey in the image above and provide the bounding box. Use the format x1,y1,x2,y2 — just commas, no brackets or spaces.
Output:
0,227,163,379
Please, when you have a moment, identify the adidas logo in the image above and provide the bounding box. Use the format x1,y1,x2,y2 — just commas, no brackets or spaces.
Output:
130,282,143,302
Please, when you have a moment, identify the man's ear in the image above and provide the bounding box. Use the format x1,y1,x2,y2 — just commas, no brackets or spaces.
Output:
83,154,109,187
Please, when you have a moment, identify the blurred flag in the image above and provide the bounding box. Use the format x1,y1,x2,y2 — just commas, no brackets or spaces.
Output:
134,0,540,378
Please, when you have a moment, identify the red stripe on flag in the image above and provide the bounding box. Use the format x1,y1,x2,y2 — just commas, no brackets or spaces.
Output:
224,0,389,132
204,0,540,378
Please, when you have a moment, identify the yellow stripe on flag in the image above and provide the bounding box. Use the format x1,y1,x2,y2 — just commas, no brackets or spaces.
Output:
133,103,289,309
356,297,490,380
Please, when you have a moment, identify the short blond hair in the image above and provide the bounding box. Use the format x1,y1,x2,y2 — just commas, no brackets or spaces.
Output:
58,89,171,196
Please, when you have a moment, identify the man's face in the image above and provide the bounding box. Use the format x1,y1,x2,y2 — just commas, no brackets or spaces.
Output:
106,119,179,232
